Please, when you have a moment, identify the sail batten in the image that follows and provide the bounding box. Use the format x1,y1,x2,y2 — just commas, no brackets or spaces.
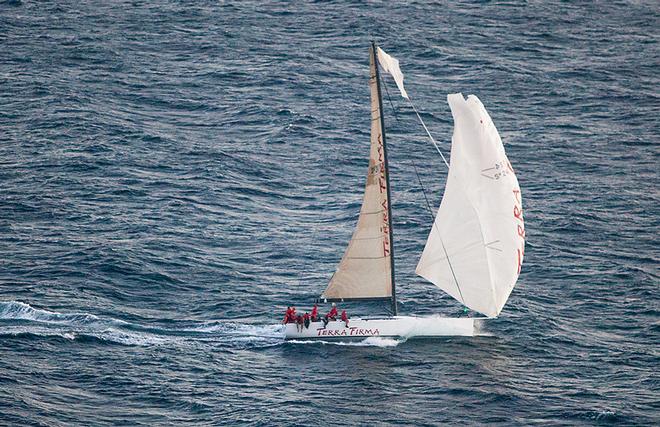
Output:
321,45,395,302
416,93,525,318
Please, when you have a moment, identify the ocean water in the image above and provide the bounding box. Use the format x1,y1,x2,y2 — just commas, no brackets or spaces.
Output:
1,0,658,425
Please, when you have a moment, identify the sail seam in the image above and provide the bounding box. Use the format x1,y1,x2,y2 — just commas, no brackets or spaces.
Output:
351,236,386,241
359,209,386,215
423,240,488,264
345,256,388,260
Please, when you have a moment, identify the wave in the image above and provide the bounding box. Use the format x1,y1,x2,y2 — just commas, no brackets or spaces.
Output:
180,321,284,337
0,301,282,348
286,336,404,347
0,300,105,324
0,325,173,346
473,319,494,336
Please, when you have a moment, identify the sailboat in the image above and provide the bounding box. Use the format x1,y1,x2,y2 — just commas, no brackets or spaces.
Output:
284,43,525,340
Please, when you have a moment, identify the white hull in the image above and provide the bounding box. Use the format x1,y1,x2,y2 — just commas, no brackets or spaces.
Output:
284,316,476,340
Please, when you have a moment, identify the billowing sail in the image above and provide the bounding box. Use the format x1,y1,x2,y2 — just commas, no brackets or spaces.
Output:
376,47,408,99
416,93,525,318
322,46,393,300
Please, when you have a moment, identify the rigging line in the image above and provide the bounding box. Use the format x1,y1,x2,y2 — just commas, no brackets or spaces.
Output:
412,162,466,305
407,98,450,168
381,72,436,226
411,162,436,223
439,237,466,305
380,72,400,123
383,300,393,316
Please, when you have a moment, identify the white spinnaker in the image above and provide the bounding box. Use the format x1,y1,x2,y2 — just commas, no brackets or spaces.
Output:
322,46,393,300
416,93,525,317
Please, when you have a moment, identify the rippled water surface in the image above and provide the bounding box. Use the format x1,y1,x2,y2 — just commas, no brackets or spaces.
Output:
1,1,658,425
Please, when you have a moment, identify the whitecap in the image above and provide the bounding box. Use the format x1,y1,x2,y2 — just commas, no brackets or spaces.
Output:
286,336,403,347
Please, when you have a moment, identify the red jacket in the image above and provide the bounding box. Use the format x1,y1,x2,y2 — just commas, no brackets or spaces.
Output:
328,307,338,318
341,310,348,322
311,306,318,318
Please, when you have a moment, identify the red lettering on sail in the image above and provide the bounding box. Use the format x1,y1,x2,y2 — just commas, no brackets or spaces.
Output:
512,187,525,275
513,189,521,204
379,177,386,193
513,205,523,222
381,197,390,257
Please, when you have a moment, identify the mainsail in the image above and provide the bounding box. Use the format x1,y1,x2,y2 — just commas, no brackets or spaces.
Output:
321,45,396,308
416,93,525,318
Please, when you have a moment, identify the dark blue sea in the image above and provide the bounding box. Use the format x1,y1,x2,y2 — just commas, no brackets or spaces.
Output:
1,1,658,425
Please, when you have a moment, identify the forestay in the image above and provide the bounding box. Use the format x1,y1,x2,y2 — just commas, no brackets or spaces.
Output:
321,46,393,300
416,93,525,318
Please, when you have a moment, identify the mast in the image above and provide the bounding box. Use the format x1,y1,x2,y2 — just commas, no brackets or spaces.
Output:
373,41,398,316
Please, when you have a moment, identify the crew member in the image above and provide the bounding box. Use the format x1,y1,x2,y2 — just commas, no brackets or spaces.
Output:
341,309,349,327
323,303,338,328
327,303,338,321
303,312,310,329
310,304,319,322
296,313,304,333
